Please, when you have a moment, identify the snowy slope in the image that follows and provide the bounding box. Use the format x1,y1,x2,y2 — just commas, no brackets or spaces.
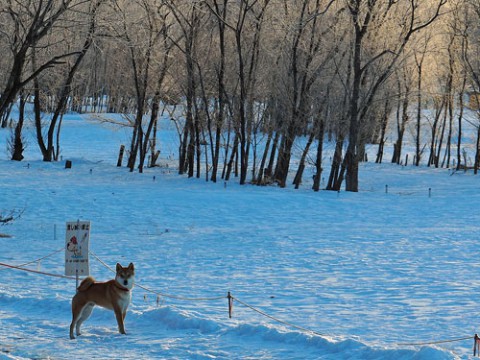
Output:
0,113,479,359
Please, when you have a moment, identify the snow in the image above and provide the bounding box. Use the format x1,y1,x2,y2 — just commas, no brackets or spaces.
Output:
1,112,479,359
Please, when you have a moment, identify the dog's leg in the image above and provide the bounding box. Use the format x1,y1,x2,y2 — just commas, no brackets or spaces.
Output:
69,317,78,340
70,299,82,339
113,305,126,334
76,303,94,337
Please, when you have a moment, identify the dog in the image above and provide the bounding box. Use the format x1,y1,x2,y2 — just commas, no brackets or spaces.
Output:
69,262,135,339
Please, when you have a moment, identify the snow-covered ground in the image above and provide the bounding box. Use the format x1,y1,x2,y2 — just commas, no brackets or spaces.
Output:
1,112,480,359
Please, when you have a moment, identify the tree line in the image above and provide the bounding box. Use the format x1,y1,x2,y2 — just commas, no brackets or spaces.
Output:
1,0,480,192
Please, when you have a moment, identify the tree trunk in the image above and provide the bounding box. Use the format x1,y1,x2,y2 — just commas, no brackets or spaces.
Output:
274,131,296,188
11,92,26,161
225,134,239,181
475,125,480,175
312,119,325,192
293,132,314,189
139,92,161,172
375,98,390,164
327,137,344,191
415,61,423,167
266,131,280,179
255,130,273,185
392,94,409,164
1,102,13,129
456,75,467,170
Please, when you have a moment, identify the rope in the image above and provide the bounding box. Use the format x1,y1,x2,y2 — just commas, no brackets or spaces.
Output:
396,335,473,347
88,250,116,272
136,282,226,302
87,250,480,351
230,294,475,351
88,250,225,302
0,247,64,271
231,295,325,337
0,248,477,353
0,262,75,280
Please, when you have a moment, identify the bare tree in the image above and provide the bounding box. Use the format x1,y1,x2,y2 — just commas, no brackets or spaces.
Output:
391,62,413,165
106,0,173,173
0,0,86,122
270,0,336,188
459,0,480,173
166,1,203,177
227,0,270,185
34,0,105,162
342,0,446,191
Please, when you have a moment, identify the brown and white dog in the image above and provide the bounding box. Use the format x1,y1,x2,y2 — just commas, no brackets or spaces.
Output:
69,262,135,339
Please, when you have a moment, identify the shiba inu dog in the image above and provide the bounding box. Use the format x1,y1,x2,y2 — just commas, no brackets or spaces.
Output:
69,262,135,339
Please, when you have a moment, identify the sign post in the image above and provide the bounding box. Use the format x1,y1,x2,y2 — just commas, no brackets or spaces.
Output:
65,220,90,289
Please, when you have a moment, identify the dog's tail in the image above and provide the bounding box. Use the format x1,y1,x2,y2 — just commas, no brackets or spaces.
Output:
77,276,95,292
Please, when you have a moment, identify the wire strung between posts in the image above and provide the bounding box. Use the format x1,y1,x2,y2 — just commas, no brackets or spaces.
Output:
396,335,473,347
136,282,226,302
0,261,75,280
89,251,479,350
0,247,64,271
398,335,480,357
231,294,477,353
88,250,225,302
2,248,475,353
231,295,326,337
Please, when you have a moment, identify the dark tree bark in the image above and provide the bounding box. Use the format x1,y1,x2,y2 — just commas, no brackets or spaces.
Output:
312,119,325,192
375,98,391,164
293,132,314,189
11,92,26,161
392,73,410,164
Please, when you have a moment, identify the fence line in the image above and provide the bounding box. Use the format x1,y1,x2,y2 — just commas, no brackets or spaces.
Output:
0,248,478,355
0,247,64,271
89,250,226,302
0,261,75,279
396,335,473,347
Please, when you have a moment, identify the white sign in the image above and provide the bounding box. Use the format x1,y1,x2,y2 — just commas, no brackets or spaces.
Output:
65,221,90,276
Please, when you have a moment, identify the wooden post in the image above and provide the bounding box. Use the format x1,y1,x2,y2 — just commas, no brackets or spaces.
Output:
75,219,80,292
474,334,479,357
117,145,125,167
228,292,233,318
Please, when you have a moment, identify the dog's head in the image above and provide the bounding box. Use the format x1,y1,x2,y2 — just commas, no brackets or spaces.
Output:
115,262,135,290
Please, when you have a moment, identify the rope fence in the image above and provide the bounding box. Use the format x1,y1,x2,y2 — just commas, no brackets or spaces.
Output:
0,261,75,280
0,247,64,272
88,250,225,302
230,293,325,337
0,248,479,355
396,335,474,347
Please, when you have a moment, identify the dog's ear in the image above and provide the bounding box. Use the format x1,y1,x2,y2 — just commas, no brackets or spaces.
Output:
128,262,134,272
116,263,122,272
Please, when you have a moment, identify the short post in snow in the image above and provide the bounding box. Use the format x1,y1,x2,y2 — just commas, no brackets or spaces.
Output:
228,292,233,319
474,334,480,357
117,145,125,167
